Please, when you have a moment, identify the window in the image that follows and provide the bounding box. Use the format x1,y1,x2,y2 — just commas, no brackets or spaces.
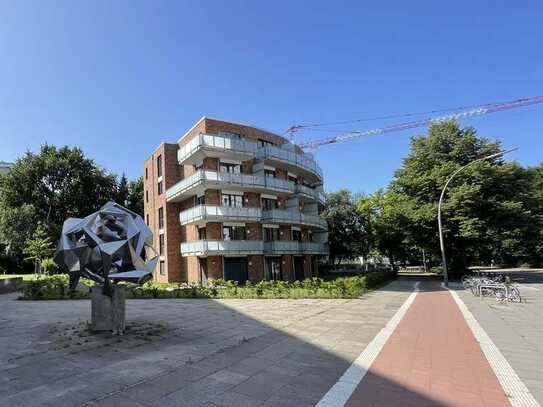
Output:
288,175,298,184
197,195,205,205
220,162,241,174
158,207,164,229
195,162,203,172
145,167,148,180
308,230,313,242
222,226,246,240
258,139,273,148
157,181,163,195
157,155,162,177
264,227,280,241
159,261,165,276
159,234,164,256
264,169,276,178
145,190,149,203
146,214,149,226
262,198,277,210
222,193,243,207
292,229,302,241
198,227,207,240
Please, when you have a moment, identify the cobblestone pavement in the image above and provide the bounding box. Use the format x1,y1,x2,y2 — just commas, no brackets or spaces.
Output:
456,270,543,404
0,279,414,407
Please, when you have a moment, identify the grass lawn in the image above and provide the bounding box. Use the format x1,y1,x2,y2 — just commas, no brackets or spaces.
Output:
0,274,39,281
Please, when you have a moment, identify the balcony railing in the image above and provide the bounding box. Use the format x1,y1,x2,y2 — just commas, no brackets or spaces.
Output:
295,184,325,204
178,134,257,164
261,209,300,224
180,240,264,256
301,242,328,254
179,205,262,225
257,145,323,180
300,213,328,230
166,170,297,201
264,240,302,254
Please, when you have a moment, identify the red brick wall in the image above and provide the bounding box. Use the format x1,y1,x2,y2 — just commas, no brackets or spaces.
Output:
279,225,291,241
304,255,313,278
203,157,218,171
243,192,260,208
205,189,220,205
248,255,264,282
282,255,294,281
246,223,262,240
207,222,222,240
207,256,223,280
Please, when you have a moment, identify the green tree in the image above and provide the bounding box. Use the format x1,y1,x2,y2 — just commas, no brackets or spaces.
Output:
23,224,54,275
0,145,118,264
116,173,130,206
389,120,542,271
322,190,368,265
126,176,144,216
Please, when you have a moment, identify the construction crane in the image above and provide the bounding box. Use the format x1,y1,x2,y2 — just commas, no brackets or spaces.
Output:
297,96,543,150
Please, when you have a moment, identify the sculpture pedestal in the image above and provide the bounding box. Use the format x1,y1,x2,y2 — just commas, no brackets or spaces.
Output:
91,285,126,333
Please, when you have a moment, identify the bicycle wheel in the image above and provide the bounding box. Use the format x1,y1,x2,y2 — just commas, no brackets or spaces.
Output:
508,287,522,303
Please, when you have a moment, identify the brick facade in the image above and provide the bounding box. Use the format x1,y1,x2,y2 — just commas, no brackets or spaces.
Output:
144,117,326,284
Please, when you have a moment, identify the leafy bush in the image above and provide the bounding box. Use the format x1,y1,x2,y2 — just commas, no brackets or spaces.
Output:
21,275,91,300
20,270,396,300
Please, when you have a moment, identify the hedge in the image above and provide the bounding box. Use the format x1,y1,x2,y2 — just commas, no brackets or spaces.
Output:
20,270,396,300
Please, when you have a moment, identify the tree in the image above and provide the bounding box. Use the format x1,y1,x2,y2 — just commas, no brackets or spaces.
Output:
23,224,54,275
389,120,542,271
322,190,368,265
116,173,130,207
0,145,118,264
126,176,144,216
357,190,414,270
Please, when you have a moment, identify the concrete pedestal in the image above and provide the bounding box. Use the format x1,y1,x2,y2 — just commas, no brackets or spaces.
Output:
91,285,126,333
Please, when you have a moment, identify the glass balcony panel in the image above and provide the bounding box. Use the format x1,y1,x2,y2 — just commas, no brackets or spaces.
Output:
178,134,257,163
180,240,264,255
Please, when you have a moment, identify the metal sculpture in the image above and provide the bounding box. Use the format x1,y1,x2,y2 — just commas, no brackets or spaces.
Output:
54,201,157,296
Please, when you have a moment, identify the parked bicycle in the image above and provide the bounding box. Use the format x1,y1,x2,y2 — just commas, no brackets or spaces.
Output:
461,272,521,303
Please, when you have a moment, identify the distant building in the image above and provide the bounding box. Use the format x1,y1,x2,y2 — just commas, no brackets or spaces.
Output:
144,117,328,284
0,161,13,175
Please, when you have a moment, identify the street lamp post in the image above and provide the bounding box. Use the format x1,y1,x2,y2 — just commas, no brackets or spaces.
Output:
438,148,517,286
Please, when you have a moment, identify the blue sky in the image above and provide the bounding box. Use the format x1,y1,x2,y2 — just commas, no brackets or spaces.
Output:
1,1,541,194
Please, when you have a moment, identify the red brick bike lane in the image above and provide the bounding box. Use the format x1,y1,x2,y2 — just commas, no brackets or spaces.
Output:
345,282,510,407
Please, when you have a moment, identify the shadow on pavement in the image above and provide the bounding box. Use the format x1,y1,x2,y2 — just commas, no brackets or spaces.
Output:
0,277,450,407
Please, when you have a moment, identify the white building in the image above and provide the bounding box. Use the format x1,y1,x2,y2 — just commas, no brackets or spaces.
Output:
0,161,13,175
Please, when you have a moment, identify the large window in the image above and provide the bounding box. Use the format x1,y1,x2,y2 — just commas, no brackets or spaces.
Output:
222,226,246,241
292,229,302,241
219,131,241,139
158,207,164,229
222,193,243,207
198,227,207,240
197,195,205,205
157,155,162,177
263,227,279,241
159,234,164,256
220,162,241,174
264,169,276,178
262,198,277,210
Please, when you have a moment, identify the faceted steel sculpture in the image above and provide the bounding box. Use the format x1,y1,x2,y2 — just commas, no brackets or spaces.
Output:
54,201,157,332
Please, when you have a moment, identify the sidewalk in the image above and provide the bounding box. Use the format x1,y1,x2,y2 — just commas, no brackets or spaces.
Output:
338,280,513,406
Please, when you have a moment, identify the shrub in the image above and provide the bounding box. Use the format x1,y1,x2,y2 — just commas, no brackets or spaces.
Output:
20,270,396,300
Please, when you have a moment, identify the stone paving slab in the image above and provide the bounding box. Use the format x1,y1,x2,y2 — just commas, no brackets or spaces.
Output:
0,279,414,407
455,271,543,405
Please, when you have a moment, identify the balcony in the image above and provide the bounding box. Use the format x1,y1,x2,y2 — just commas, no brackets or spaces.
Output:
301,242,328,255
257,145,323,183
179,205,262,225
295,184,325,205
178,134,257,165
264,240,302,254
180,240,264,256
261,209,327,231
166,170,296,202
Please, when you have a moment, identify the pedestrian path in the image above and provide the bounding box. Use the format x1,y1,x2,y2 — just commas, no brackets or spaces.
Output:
318,279,533,407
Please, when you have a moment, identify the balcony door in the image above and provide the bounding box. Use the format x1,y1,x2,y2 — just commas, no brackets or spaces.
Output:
265,257,282,281
293,256,304,280
224,257,248,285
199,257,208,286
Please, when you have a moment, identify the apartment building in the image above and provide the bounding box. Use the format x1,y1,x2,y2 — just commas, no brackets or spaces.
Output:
0,161,13,175
144,117,328,284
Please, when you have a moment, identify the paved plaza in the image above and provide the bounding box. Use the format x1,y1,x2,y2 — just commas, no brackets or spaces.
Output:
1,273,542,406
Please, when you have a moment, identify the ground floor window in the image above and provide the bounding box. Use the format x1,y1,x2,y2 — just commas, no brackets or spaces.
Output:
159,260,165,276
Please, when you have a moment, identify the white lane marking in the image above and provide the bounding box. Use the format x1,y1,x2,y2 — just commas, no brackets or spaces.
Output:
449,289,540,407
315,281,419,407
